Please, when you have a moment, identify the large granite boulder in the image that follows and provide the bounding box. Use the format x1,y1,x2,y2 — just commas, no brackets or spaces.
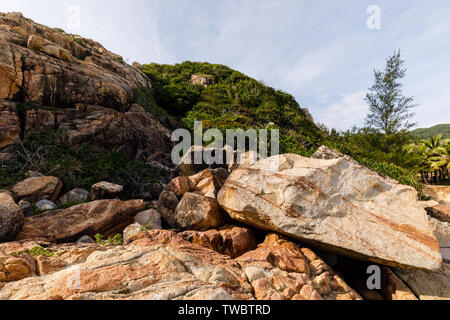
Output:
218,150,442,271
16,199,145,242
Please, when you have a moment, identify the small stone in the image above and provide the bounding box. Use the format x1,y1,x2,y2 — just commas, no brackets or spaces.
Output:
90,182,123,200
25,171,43,178
123,223,142,243
134,209,162,229
18,200,33,217
138,182,163,200
35,200,57,212
57,188,90,206
77,235,95,244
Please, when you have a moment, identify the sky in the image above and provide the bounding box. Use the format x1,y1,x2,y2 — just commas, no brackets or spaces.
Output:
1,0,449,131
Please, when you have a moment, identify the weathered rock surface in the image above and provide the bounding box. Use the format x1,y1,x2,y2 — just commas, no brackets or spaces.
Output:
180,226,257,258
0,12,149,110
166,168,229,200
16,199,145,242
0,100,20,159
0,230,254,300
423,185,450,204
0,13,173,165
134,209,162,230
218,151,442,271
0,253,34,282
174,192,224,231
35,199,57,212
0,193,24,242
426,204,450,223
177,146,230,176
18,200,33,217
10,176,62,202
23,104,173,165
191,74,215,87
90,181,123,200
57,188,90,206
0,230,359,300
122,223,142,243
394,264,450,300
427,217,450,247
236,234,362,300
157,169,229,230
381,267,418,300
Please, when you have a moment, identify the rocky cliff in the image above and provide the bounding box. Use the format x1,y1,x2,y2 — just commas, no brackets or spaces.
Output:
0,12,171,165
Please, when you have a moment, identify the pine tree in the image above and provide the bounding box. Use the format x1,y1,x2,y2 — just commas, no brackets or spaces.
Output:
365,51,417,137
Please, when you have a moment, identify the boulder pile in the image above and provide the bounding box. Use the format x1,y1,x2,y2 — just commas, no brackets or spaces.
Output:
0,13,448,301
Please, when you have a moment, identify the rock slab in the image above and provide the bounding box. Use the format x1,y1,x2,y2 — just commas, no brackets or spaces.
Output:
218,152,442,271
16,199,145,242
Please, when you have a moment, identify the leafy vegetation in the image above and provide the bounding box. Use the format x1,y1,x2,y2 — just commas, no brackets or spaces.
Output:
12,246,55,258
406,134,450,171
139,223,153,232
95,233,124,246
410,124,450,140
0,129,168,199
143,61,325,156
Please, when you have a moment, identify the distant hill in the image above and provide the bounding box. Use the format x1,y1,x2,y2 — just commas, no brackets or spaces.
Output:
410,124,450,140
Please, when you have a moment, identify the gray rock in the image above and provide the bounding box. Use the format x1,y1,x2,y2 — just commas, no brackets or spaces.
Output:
77,235,95,244
156,190,180,227
57,188,90,205
134,209,162,229
138,182,163,200
35,199,57,212
25,170,44,178
18,200,33,217
90,181,123,200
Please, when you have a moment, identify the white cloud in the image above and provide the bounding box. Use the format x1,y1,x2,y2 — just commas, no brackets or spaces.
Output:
314,91,368,131
280,43,346,92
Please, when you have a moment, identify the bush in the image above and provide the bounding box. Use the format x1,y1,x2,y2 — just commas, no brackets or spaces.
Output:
142,61,325,155
0,129,168,199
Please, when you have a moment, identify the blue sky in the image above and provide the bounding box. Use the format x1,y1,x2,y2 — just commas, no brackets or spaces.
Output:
1,0,449,130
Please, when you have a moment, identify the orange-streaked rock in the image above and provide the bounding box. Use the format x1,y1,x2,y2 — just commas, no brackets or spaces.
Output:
16,199,145,242
218,150,442,271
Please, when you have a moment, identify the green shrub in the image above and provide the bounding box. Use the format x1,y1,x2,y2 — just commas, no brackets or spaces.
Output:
0,129,168,199
28,246,55,257
142,61,325,155
95,233,123,246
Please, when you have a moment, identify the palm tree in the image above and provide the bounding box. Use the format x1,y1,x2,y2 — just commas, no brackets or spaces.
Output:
406,135,450,183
